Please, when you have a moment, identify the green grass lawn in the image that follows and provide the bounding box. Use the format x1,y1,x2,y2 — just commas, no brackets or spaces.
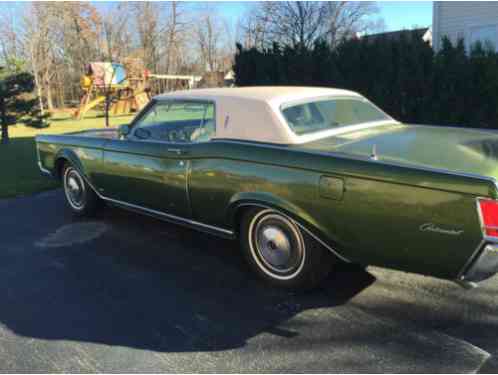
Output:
0,111,135,199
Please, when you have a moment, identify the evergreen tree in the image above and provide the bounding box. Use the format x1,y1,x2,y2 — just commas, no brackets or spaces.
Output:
0,60,48,144
468,42,498,128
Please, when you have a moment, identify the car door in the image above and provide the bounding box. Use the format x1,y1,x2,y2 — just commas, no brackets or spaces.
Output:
98,98,216,219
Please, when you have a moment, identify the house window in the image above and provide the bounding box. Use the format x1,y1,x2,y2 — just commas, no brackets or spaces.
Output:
468,24,498,51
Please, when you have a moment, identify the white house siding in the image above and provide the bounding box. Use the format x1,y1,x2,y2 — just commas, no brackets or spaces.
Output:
433,2,498,51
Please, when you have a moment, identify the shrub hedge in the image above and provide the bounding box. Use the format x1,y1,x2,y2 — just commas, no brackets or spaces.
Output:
234,31,498,128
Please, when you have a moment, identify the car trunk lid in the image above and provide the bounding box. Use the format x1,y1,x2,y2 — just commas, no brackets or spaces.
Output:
296,123,498,182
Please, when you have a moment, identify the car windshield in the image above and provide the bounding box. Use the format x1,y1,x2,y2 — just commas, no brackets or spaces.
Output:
281,97,391,136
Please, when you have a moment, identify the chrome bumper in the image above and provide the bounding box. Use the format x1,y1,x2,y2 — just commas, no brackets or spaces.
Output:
462,244,498,283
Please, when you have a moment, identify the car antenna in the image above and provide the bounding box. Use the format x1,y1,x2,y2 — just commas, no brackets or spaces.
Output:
370,144,378,161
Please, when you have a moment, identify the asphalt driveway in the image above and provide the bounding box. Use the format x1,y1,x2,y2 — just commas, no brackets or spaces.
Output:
0,189,497,372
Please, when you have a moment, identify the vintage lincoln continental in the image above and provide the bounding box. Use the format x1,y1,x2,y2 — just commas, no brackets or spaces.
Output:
36,87,498,289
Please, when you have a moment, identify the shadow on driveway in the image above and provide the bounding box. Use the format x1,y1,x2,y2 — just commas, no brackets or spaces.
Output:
0,195,375,353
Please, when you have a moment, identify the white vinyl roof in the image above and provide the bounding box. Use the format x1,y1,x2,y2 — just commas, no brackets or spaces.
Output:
155,86,381,144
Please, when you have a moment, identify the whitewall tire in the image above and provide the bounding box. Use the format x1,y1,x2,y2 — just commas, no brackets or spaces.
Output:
240,208,334,290
63,164,99,217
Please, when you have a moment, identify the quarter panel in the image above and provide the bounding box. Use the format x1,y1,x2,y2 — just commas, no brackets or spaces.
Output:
338,177,483,278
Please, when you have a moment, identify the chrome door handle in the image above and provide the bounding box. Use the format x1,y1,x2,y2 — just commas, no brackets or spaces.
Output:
167,148,185,155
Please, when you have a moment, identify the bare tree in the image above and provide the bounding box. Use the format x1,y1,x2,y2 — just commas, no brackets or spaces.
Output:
238,7,270,50
58,2,103,104
324,2,381,47
242,2,328,49
99,3,132,62
0,7,23,64
221,17,237,70
26,28,45,115
192,5,236,73
23,4,56,111
162,2,188,74
100,4,130,127
195,11,223,72
131,2,161,72
22,2,104,110
242,1,381,49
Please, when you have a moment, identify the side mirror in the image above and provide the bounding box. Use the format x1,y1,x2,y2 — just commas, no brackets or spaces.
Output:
118,124,130,138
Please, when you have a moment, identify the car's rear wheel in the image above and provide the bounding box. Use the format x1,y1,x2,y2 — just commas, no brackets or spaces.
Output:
240,208,334,290
63,164,99,217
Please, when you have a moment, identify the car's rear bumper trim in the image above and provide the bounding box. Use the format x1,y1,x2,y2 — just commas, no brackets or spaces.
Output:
462,243,498,283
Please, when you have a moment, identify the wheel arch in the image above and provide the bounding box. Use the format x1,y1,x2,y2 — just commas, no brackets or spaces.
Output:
227,192,351,263
53,149,85,180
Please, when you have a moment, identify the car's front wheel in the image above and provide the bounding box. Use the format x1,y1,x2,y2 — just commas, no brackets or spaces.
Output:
62,164,99,217
240,208,334,290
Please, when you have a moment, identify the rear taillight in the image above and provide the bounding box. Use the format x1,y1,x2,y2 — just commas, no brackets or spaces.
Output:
477,198,498,237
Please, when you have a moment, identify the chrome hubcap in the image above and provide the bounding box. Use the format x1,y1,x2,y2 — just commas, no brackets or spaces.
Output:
257,226,292,270
68,177,80,193
251,212,305,276
64,169,85,209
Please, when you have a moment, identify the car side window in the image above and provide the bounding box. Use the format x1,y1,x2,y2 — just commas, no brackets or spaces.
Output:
132,100,215,143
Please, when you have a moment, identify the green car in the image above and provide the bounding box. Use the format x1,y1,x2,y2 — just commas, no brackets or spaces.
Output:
36,87,498,290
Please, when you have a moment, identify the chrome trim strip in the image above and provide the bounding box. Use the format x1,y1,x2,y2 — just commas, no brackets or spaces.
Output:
36,144,53,176
68,128,118,136
35,144,51,174
210,139,498,187
455,280,478,289
476,197,487,239
102,196,234,237
297,222,351,263
236,202,351,263
457,197,498,280
457,239,485,281
37,161,52,176
185,160,193,215
483,235,498,243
